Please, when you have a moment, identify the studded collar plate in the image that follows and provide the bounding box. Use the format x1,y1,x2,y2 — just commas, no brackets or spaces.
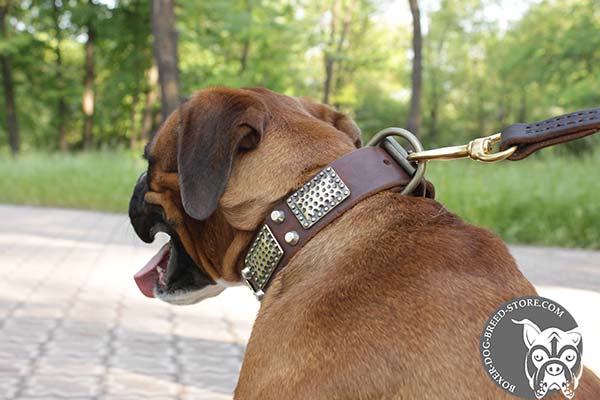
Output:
240,146,418,300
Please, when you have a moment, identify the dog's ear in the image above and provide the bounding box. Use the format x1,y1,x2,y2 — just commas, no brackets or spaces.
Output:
177,91,269,220
298,97,362,148
566,328,582,346
512,319,541,349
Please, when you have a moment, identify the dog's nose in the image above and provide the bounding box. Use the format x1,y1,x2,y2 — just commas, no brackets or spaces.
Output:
129,171,162,243
136,171,147,185
545,363,564,376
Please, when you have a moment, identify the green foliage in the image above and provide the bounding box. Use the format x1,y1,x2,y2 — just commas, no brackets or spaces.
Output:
2,0,598,152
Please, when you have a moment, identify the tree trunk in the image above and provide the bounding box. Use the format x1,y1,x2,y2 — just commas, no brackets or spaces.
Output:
129,90,141,150
322,0,355,104
426,41,438,141
0,3,20,156
82,1,95,150
239,0,252,74
406,0,422,137
322,0,338,104
426,23,449,143
151,0,180,121
52,0,68,151
323,59,334,104
140,64,159,143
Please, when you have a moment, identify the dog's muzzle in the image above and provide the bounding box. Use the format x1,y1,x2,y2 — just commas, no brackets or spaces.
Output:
129,171,217,304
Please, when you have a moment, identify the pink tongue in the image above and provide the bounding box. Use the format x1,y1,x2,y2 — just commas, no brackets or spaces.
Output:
134,243,170,298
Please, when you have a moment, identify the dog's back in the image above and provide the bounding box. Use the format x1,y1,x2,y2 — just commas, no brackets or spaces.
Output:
237,191,600,399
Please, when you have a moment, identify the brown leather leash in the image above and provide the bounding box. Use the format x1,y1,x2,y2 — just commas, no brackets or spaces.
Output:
401,107,600,163
242,107,599,300
500,108,600,160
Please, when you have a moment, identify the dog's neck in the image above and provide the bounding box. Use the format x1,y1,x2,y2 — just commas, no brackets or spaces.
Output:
235,146,434,300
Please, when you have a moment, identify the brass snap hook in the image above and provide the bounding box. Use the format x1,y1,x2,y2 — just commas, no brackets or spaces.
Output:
406,133,517,162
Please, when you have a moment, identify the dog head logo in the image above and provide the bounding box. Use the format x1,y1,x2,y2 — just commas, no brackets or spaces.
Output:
512,319,582,399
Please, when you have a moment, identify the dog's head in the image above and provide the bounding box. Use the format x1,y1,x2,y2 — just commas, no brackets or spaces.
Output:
129,87,361,305
512,319,583,399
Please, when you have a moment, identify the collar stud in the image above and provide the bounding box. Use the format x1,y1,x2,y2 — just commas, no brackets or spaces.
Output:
284,231,300,245
270,210,285,223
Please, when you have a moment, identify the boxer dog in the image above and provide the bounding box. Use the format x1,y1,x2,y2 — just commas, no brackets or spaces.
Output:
513,319,583,399
129,86,600,399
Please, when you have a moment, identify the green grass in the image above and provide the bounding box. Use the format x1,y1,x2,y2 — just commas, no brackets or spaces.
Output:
1,151,599,249
427,154,600,249
0,152,145,213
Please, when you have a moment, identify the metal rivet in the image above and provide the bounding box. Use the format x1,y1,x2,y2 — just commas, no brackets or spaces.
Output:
284,231,300,245
270,210,285,223
241,267,252,279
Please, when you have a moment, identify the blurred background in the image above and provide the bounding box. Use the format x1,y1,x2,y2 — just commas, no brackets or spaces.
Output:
0,1,599,399
1,0,599,248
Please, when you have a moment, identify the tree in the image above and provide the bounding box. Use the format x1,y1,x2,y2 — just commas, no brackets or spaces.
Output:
239,0,252,74
151,0,180,120
138,63,159,147
322,0,357,104
51,0,68,151
0,0,20,155
82,0,96,150
406,0,422,137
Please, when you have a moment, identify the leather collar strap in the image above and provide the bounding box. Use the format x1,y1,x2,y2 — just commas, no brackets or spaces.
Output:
500,107,600,160
241,146,433,299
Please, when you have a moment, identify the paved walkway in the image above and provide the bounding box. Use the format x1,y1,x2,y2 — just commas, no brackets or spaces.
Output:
0,205,598,399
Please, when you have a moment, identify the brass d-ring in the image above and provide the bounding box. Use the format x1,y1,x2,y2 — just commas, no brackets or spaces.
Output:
367,127,427,195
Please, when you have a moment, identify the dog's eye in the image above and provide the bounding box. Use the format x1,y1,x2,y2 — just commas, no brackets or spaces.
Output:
532,350,546,362
562,349,577,363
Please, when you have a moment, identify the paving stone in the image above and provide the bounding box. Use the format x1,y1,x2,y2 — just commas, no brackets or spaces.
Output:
22,375,100,397
109,354,178,375
35,356,106,376
105,372,180,396
180,386,233,400
0,359,31,375
0,342,39,359
0,377,19,399
101,396,176,400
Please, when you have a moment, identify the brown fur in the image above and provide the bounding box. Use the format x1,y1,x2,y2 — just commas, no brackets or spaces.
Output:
143,87,600,399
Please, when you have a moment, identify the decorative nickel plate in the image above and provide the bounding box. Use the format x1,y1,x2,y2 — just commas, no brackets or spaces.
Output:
286,167,351,229
243,225,284,291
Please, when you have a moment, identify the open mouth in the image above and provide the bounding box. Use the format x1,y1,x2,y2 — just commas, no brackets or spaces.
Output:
134,241,171,298
132,227,223,305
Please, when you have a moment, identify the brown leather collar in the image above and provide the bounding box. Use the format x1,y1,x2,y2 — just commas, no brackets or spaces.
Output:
241,146,433,299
